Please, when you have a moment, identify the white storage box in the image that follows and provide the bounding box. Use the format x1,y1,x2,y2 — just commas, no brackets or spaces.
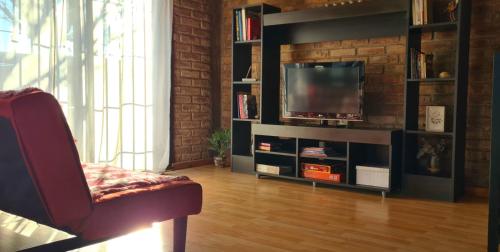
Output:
356,165,389,188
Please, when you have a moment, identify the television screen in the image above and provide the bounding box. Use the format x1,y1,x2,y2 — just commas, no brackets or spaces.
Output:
283,61,364,121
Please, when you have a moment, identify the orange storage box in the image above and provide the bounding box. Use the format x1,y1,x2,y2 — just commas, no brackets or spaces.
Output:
302,170,341,183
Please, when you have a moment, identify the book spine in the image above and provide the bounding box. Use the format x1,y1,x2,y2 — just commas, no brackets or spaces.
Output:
238,10,243,41
425,54,433,78
238,94,244,119
423,0,429,24
418,0,424,25
241,9,247,41
416,51,420,79
243,94,248,119
235,11,240,41
247,17,251,41
255,17,261,40
412,0,417,25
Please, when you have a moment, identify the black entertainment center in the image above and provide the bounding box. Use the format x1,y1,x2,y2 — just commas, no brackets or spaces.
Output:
252,124,402,197
231,0,470,201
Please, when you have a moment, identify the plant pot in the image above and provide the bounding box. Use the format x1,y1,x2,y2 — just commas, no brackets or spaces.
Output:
214,157,224,168
428,155,440,174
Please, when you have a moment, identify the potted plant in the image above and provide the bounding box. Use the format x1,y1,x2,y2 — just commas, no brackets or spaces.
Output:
417,138,447,174
208,129,230,167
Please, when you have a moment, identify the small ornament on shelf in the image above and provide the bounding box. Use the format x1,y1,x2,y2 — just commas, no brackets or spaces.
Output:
438,71,451,79
446,0,459,22
417,138,447,175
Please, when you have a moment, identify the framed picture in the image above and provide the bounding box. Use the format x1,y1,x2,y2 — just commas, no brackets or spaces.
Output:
425,106,445,132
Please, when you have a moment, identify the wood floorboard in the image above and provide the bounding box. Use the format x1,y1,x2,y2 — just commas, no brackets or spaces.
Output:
0,166,489,251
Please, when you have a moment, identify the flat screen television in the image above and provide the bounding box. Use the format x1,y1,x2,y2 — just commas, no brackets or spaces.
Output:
283,61,365,121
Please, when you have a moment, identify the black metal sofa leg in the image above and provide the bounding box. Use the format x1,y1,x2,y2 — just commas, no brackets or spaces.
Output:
173,216,188,252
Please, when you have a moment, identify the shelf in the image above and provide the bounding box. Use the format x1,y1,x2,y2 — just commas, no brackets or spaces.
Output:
405,170,452,179
409,22,457,32
299,154,347,161
234,39,261,44
302,177,346,186
233,81,261,85
263,1,406,26
233,118,260,122
255,150,296,157
407,78,455,83
257,172,388,192
406,130,454,137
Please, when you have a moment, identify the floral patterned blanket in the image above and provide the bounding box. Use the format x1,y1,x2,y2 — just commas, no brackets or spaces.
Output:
82,163,190,203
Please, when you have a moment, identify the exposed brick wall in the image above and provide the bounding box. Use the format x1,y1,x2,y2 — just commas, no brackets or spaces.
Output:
172,0,213,165
220,0,500,187
466,0,500,186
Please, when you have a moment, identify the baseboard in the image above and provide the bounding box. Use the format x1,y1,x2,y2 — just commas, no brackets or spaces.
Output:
465,186,488,198
170,159,213,170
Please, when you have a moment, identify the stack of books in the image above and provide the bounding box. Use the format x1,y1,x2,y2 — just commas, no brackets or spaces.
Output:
237,93,257,119
412,0,433,25
301,163,343,183
300,147,333,158
410,48,433,79
257,142,282,152
235,8,261,42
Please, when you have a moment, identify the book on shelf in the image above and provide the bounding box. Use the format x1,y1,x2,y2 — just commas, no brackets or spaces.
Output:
300,147,335,158
237,93,257,119
235,11,241,41
234,8,261,42
256,164,292,175
241,9,247,41
257,142,283,152
410,48,433,79
242,78,258,82
412,0,433,25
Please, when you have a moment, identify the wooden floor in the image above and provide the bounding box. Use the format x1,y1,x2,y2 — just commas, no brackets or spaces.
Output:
0,166,489,252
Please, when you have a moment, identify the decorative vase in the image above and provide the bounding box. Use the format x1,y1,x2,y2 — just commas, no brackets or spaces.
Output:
214,156,224,168
428,155,440,174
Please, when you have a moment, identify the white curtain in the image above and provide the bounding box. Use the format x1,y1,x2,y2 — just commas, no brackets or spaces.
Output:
0,0,172,172
152,0,173,171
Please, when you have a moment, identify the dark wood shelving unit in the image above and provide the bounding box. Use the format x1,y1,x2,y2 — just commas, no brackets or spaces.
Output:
233,81,261,85
405,130,454,137
231,1,471,200
234,39,261,44
231,4,281,174
409,21,457,32
263,1,407,44
231,1,408,195
252,124,402,195
232,118,261,122
402,0,471,201
407,78,455,82
299,154,348,162
255,150,296,157
488,53,500,252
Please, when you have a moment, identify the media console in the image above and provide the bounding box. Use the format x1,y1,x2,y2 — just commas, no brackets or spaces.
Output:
252,124,402,196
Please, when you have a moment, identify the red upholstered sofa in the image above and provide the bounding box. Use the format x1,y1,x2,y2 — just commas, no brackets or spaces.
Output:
0,88,202,251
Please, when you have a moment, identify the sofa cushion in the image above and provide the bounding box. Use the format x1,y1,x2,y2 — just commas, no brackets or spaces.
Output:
77,166,202,240
82,163,192,203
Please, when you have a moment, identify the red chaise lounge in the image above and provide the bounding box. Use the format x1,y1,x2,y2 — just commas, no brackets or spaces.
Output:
0,88,203,251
